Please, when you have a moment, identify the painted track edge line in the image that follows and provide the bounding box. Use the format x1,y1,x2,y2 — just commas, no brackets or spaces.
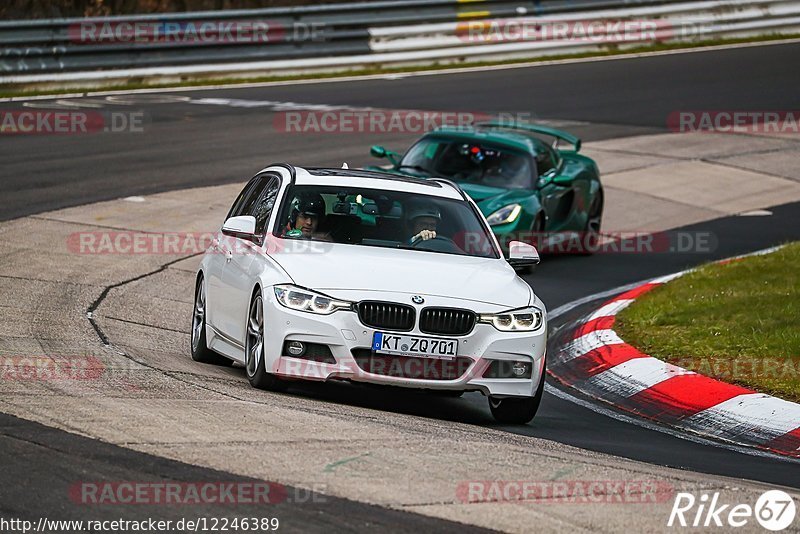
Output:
543,384,796,463
546,244,800,461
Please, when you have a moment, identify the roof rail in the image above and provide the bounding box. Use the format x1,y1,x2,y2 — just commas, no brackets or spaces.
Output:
475,121,581,152
266,162,297,183
429,177,468,201
305,167,442,187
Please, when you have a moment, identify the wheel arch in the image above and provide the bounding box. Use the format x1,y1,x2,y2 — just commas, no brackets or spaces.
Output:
251,282,263,298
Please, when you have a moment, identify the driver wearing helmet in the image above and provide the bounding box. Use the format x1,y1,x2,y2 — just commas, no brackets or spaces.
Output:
283,193,328,239
405,200,441,243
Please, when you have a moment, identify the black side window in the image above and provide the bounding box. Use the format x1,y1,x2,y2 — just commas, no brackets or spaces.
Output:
227,178,261,220
227,175,271,220
535,148,557,177
253,178,280,234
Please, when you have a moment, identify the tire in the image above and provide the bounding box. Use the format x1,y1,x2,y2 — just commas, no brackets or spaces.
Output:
191,275,234,366
488,367,545,424
244,288,287,392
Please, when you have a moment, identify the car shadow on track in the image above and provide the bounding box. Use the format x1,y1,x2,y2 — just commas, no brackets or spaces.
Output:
277,378,498,424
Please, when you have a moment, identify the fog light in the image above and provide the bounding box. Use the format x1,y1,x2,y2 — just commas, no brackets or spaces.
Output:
512,361,529,377
287,341,305,356
482,360,532,379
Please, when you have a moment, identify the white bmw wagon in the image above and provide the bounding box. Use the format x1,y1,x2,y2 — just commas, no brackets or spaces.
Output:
192,164,547,423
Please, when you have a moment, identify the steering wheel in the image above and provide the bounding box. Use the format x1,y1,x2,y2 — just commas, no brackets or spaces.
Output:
410,235,462,253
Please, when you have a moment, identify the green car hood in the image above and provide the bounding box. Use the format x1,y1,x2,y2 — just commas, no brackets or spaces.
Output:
458,183,535,215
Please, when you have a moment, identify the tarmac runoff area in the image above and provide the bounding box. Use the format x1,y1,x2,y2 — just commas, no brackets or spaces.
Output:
1,131,800,532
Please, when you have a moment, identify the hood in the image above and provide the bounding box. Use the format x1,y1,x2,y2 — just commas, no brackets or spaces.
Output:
269,242,532,308
457,183,509,202
460,186,535,215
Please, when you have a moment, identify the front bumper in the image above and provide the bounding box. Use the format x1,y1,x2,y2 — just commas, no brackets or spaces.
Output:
262,290,547,398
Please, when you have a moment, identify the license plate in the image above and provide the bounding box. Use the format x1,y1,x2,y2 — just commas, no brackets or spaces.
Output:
372,332,458,360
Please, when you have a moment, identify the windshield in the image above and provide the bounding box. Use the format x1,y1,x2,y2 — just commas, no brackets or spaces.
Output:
399,138,534,189
272,185,499,259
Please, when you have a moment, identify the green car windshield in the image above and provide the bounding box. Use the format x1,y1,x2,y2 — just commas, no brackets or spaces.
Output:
272,185,499,259
399,138,534,189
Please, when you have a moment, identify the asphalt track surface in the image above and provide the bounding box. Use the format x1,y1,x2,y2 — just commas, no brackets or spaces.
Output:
0,412,494,532
2,41,800,525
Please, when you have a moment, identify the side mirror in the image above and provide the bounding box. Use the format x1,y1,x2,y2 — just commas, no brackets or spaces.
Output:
370,145,401,166
370,145,387,158
222,215,258,242
507,240,540,268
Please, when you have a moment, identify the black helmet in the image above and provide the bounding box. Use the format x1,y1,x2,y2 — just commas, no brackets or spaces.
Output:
295,193,326,217
405,199,441,222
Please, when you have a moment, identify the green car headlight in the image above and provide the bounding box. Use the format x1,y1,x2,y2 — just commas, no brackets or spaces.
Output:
479,307,544,332
486,204,522,226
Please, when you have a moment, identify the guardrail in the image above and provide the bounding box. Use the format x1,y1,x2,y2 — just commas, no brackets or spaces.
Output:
1,0,798,86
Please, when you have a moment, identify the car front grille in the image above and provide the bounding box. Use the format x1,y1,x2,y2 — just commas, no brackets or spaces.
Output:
357,301,415,331
351,349,472,381
419,307,476,336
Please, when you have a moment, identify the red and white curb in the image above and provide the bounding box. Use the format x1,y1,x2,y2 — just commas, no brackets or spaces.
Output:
548,246,800,459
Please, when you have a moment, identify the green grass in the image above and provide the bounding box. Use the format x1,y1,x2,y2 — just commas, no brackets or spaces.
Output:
615,242,800,402
1,33,798,99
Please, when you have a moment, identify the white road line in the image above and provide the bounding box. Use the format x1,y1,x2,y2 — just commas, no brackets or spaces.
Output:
543,383,796,462
586,299,634,320
649,272,687,284
586,357,695,398
557,329,625,364
546,281,643,322
683,394,800,441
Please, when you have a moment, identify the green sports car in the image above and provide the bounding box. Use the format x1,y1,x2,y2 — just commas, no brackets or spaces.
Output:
366,122,603,254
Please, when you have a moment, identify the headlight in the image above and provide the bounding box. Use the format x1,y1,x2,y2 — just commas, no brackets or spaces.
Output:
273,285,352,315
479,307,544,332
486,204,522,226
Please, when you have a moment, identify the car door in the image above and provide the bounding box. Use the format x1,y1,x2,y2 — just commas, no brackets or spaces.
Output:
206,176,263,335
217,173,281,346
536,146,578,231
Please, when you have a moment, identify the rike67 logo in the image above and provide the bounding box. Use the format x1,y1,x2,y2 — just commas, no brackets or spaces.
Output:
668,490,796,531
